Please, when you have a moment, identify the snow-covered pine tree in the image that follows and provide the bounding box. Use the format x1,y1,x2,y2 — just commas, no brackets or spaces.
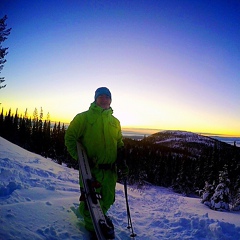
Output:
201,181,215,207
210,165,230,211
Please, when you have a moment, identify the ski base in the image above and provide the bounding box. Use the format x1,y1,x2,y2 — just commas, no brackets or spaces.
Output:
77,141,115,240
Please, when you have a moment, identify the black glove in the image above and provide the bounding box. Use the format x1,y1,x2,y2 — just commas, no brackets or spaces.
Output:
116,147,129,177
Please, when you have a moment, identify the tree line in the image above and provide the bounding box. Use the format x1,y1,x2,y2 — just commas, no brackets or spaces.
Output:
0,108,74,167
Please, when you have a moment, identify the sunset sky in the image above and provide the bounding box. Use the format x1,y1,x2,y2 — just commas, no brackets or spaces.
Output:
0,0,239,136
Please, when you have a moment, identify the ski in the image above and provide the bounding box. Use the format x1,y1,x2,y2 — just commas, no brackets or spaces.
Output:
77,141,115,240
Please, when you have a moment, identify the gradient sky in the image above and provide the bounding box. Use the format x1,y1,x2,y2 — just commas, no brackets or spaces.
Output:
0,0,239,136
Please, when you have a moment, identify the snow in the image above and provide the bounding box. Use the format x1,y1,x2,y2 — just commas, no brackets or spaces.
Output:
0,136,240,240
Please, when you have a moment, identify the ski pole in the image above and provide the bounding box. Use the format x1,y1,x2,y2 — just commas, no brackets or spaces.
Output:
123,177,137,238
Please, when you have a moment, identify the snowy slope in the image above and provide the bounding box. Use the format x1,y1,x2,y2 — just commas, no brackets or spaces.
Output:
0,137,240,240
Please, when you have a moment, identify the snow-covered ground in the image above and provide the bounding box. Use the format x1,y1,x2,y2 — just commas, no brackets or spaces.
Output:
0,136,240,240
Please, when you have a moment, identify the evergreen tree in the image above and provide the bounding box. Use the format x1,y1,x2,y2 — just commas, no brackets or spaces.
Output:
32,108,38,122
19,116,26,147
172,158,193,196
208,143,220,183
12,108,19,143
230,155,240,211
232,187,240,211
201,181,216,207
31,108,39,153
210,165,230,211
42,120,51,158
2,109,13,140
49,122,57,159
0,15,11,89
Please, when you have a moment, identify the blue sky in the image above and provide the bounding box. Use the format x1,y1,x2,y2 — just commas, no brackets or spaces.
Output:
0,0,239,136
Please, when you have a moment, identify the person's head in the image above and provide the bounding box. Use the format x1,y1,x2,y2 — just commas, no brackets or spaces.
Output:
94,87,112,110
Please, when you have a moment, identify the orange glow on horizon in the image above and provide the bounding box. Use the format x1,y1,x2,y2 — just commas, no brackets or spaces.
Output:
121,126,240,138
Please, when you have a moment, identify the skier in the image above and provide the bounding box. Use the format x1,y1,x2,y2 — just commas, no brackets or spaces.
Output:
65,87,128,234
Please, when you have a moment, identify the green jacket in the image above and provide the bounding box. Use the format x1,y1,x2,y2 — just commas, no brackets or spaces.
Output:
65,102,124,165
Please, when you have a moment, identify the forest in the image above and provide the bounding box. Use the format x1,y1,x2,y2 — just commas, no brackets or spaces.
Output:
1,108,240,210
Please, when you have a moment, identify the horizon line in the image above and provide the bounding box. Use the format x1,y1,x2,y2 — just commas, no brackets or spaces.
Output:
121,127,240,138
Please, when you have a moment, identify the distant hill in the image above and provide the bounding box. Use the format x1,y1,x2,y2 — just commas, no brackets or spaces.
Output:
122,129,240,147
141,130,239,159
145,130,217,146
